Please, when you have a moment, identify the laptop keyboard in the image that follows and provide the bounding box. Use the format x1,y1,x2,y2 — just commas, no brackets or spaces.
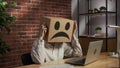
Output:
74,58,85,64
66,56,86,64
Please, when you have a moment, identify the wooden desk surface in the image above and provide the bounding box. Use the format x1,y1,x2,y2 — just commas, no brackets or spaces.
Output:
15,53,119,68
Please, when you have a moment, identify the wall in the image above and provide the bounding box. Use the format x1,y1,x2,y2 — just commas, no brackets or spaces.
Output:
0,0,71,68
71,0,88,36
118,0,120,25
71,0,87,37
71,0,78,37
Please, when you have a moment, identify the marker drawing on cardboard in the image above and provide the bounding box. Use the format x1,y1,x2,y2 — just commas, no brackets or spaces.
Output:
40,16,74,42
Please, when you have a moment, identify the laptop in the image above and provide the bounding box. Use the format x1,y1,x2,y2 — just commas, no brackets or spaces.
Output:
65,40,103,66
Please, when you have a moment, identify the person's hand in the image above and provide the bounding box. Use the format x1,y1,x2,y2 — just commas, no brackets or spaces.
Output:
73,21,78,41
40,25,47,40
73,21,77,34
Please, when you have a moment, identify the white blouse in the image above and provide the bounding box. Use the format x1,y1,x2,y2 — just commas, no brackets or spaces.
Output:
31,38,83,64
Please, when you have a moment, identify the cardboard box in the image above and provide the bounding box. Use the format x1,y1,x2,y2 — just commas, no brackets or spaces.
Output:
40,16,74,42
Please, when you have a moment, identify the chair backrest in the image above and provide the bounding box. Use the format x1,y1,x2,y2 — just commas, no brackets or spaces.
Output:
21,53,34,65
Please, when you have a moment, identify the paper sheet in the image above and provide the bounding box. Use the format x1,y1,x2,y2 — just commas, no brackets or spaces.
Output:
39,64,74,68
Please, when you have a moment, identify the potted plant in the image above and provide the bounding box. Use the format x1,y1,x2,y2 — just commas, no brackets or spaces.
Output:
99,6,107,12
95,27,102,34
88,9,94,13
0,0,17,55
94,8,99,13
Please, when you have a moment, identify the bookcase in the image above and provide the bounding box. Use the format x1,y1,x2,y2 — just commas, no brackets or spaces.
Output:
77,0,117,55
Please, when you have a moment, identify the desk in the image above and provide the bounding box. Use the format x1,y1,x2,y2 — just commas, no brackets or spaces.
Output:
15,53,119,68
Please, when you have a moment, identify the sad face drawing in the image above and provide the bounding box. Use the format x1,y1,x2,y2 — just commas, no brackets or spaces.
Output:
50,21,71,40
41,17,74,42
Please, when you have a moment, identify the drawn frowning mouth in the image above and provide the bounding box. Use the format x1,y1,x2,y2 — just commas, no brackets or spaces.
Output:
50,32,69,40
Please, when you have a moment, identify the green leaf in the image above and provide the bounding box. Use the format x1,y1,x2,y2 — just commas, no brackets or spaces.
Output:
0,0,16,55
10,16,16,22
1,1,8,6
0,4,6,11
11,1,17,8
0,38,10,55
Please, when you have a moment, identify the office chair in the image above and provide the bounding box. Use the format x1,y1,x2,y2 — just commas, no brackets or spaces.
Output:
21,53,35,65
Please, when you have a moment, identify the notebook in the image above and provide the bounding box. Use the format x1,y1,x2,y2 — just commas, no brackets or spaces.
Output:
65,40,103,66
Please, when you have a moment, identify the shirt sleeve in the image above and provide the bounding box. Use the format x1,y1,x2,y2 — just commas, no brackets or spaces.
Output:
71,39,83,57
64,39,83,57
31,38,46,64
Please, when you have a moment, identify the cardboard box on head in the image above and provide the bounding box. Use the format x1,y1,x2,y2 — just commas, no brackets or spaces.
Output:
40,16,74,43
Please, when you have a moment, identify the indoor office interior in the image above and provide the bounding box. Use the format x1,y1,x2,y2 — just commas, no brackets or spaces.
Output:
0,0,120,68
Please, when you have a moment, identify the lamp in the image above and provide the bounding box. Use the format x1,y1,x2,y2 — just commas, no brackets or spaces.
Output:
107,25,120,58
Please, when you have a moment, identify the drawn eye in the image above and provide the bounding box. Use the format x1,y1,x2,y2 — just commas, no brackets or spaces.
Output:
65,22,70,30
54,21,60,30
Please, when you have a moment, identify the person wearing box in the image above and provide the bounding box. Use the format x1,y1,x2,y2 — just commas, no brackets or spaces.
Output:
31,21,83,64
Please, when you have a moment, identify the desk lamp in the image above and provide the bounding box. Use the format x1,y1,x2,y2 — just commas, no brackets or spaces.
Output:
107,25,120,58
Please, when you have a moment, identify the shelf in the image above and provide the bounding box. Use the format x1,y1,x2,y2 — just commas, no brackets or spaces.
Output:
79,11,116,16
77,0,117,52
79,34,116,39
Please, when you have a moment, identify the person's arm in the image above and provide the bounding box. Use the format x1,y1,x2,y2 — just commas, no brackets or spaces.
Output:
71,35,83,57
64,21,83,57
31,38,46,64
64,36,83,58
31,25,47,64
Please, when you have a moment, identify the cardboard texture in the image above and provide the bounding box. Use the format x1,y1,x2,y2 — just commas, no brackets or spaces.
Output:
40,16,74,42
